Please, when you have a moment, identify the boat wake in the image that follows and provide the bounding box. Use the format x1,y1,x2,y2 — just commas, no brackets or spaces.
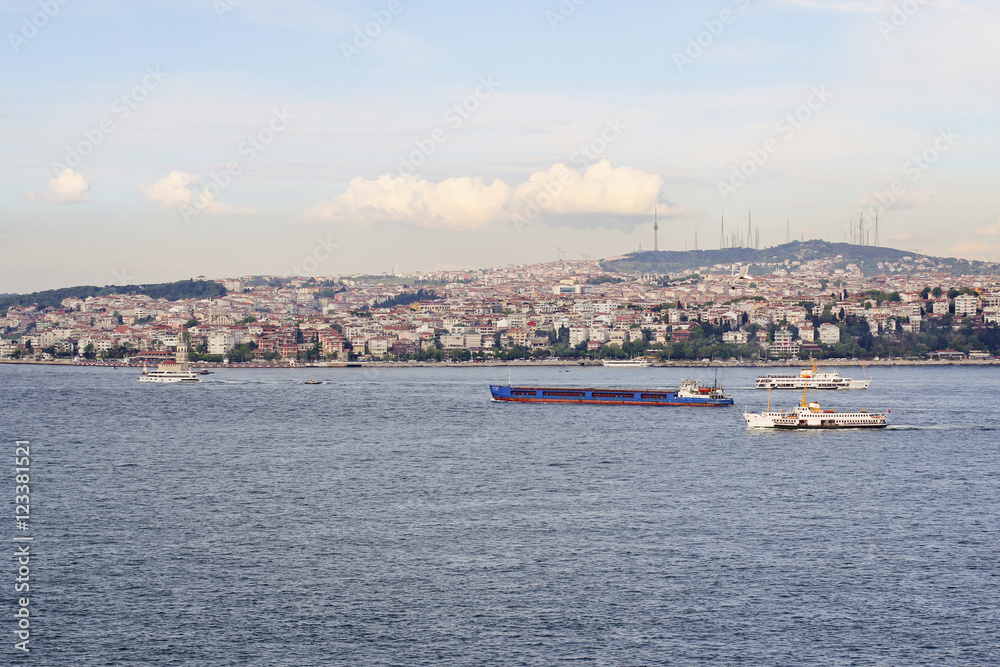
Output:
887,424,999,431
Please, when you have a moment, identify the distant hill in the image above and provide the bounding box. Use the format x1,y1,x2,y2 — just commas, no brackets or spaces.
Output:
0,279,226,314
601,240,995,276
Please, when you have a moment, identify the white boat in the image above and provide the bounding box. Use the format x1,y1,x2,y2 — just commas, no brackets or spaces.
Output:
744,385,886,429
755,360,870,390
744,402,887,429
138,343,202,383
602,358,651,367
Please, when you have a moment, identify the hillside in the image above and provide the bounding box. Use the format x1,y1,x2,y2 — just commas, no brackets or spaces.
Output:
0,279,226,314
601,240,995,276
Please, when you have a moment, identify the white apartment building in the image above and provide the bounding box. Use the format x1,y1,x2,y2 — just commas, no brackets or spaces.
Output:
207,331,235,355
818,323,841,345
723,331,748,345
954,294,978,316
568,326,590,346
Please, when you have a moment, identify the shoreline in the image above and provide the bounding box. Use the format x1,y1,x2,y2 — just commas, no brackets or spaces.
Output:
2,358,998,369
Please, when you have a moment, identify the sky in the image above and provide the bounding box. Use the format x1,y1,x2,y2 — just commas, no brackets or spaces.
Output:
2,0,999,292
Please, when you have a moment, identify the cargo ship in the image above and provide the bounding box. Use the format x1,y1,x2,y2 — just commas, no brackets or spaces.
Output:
489,378,733,406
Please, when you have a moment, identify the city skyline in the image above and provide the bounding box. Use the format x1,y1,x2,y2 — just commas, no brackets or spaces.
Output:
4,0,1000,292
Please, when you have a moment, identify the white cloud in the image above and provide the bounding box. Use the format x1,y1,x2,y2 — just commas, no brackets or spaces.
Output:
26,169,91,203
949,240,1000,259
307,173,510,229
977,217,1000,236
512,161,664,216
304,160,677,229
140,171,257,216
140,171,196,208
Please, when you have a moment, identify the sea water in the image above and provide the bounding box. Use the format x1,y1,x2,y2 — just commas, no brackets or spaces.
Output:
1,364,998,665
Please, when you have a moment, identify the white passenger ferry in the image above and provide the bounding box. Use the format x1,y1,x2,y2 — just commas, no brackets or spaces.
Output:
744,402,887,429
744,386,887,429
139,343,202,383
755,361,870,390
602,359,651,367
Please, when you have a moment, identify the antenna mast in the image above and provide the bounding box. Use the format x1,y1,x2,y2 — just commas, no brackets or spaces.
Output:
653,203,659,252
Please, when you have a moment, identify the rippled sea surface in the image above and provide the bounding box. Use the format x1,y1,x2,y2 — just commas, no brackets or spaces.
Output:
2,363,999,665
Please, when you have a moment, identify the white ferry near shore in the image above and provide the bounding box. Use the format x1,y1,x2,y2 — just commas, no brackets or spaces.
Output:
602,358,652,368
755,361,870,390
138,343,202,384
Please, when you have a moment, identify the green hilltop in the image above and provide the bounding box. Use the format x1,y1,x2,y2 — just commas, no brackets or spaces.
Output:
0,279,226,315
601,240,995,276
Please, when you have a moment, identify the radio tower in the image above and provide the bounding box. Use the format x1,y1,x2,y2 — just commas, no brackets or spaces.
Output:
720,214,725,249
874,213,880,247
747,210,752,249
653,203,659,252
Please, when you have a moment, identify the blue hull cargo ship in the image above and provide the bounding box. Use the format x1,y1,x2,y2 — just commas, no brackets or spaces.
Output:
489,378,733,407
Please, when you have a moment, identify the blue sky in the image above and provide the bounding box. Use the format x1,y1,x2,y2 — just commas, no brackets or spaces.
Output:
3,0,999,291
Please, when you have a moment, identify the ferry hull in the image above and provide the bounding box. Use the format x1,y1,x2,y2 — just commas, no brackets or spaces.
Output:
138,374,202,383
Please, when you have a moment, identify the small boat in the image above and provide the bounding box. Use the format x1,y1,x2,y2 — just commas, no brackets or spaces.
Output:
489,378,732,406
743,386,887,429
303,379,323,385
198,369,213,375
